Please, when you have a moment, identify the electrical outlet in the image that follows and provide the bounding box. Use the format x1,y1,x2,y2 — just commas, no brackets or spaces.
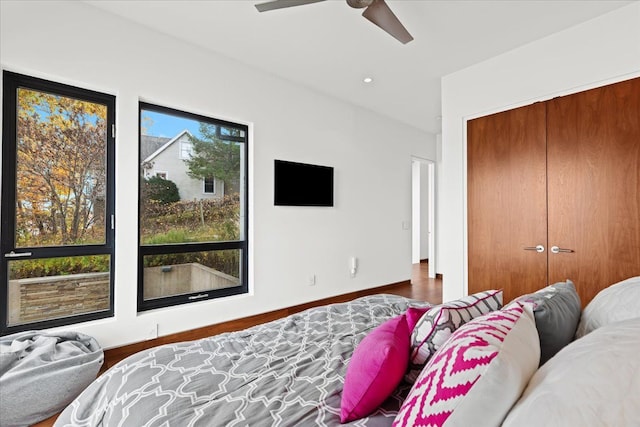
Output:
145,323,158,340
308,275,316,286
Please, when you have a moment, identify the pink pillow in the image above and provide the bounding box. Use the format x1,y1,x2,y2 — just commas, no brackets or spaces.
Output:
341,314,410,423
405,305,431,332
394,303,539,427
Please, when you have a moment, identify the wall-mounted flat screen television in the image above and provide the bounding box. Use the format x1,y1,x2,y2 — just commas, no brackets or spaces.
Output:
274,160,334,207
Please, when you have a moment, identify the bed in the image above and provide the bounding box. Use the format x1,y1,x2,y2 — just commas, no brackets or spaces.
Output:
54,294,425,427
52,276,640,427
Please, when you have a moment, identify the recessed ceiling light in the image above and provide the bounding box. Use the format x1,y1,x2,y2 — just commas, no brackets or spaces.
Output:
363,77,373,84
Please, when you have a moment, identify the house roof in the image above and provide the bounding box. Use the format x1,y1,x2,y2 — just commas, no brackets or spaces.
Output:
141,130,193,163
140,135,171,161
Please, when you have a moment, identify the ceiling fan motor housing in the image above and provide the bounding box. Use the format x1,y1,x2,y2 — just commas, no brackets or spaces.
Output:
346,0,374,9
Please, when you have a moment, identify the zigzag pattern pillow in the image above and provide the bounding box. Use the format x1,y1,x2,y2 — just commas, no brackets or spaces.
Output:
394,303,539,427
406,290,502,382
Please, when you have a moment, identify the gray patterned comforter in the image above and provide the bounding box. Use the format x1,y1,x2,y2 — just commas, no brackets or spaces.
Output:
55,294,423,427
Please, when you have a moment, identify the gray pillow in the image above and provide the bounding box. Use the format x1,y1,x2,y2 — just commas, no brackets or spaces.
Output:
517,280,581,366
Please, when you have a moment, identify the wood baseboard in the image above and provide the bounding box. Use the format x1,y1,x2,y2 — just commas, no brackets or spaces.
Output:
103,280,411,371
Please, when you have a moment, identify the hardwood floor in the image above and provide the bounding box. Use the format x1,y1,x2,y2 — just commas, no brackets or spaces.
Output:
30,264,441,427
404,260,443,303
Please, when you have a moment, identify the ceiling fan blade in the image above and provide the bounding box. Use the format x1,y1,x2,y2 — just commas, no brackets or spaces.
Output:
361,0,413,44
255,0,326,12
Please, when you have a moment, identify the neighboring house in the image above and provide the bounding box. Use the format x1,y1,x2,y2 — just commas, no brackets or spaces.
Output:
141,130,224,201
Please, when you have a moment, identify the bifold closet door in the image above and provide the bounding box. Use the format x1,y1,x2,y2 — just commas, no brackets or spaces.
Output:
547,77,640,306
467,102,548,303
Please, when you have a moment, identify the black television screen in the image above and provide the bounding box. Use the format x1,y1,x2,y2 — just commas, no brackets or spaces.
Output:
274,160,334,207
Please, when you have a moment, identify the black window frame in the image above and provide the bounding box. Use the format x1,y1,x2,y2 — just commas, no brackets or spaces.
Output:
1,71,116,335
203,176,216,194
137,102,249,311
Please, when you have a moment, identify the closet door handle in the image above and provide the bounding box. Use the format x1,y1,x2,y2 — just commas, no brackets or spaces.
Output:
551,246,574,254
524,245,545,253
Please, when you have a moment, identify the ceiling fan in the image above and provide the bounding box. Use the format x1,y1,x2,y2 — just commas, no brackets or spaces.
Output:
255,0,413,44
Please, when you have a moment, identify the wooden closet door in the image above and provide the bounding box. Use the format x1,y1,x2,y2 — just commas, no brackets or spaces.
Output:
547,77,640,306
468,102,548,303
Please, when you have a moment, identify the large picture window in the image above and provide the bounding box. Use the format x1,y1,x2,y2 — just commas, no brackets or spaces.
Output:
138,103,248,310
1,71,115,334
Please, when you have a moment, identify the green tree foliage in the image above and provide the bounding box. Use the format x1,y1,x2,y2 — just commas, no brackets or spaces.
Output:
143,176,180,204
184,123,241,194
16,88,107,246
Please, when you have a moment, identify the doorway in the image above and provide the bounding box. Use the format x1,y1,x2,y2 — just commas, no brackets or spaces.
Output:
411,158,436,280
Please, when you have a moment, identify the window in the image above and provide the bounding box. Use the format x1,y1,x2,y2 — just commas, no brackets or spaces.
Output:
1,71,115,334
138,102,248,311
203,176,215,194
179,140,193,159
156,172,168,179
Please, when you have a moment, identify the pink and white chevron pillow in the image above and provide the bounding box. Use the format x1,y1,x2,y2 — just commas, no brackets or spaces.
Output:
394,303,540,427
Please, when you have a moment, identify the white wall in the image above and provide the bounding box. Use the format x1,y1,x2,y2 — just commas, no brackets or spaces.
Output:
440,2,640,302
420,162,429,260
434,134,442,277
0,0,436,348
411,161,421,264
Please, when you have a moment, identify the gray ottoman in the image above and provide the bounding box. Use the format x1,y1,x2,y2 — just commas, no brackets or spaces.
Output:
0,331,103,427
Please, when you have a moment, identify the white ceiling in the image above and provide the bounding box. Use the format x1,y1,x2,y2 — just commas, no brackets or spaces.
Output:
85,0,632,134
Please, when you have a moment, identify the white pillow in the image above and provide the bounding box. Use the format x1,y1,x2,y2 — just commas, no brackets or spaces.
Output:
394,302,539,427
575,276,640,338
503,316,640,427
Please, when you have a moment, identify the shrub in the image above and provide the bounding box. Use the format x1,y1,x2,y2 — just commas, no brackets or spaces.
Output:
9,255,110,280
143,176,180,204
140,194,240,242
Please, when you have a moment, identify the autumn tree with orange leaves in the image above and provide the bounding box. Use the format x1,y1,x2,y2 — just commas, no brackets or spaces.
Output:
15,89,107,247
